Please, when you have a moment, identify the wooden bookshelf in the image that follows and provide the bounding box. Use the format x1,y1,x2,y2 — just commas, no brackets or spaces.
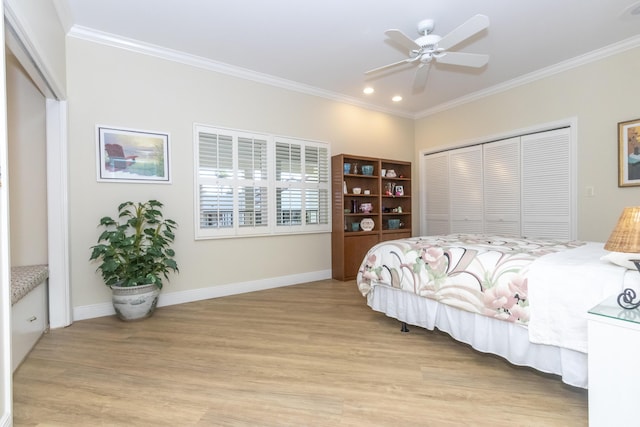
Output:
331,154,412,280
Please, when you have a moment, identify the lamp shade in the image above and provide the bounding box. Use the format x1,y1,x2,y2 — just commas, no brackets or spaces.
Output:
604,207,640,253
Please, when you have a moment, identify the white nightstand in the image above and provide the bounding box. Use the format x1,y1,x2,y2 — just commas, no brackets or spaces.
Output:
588,294,640,427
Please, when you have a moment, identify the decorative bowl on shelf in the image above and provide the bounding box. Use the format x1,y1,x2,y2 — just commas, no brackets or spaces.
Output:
388,219,401,230
360,218,374,231
385,169,397,178
361,165,374,176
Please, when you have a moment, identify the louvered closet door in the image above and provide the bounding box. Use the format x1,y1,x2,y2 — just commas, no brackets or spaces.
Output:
424,152,450,235
449,145,483,233
521,128,572,239
483,137,521,235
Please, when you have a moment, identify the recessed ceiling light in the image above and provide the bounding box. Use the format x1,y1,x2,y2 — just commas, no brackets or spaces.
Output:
363,87,374,94
392,95,403,102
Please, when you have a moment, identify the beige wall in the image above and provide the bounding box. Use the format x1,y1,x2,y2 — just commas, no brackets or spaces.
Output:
6,53,48,266
5,0,67,96
415,46,640,242
66,37,414,308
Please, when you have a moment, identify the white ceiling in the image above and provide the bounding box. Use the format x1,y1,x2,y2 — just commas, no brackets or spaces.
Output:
58,0,640,118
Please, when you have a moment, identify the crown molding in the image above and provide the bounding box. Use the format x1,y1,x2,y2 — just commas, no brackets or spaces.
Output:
415,34,640,119
51,0,74,33
67,26,414,119
67,25,640,121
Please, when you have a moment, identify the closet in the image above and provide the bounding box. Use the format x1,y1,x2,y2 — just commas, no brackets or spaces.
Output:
422,127,574,240
6,52,50,371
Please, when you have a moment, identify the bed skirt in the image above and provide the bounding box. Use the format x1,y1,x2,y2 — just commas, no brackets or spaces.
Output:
366,284,588,389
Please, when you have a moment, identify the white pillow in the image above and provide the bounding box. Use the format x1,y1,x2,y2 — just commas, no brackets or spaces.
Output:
601,252,640,270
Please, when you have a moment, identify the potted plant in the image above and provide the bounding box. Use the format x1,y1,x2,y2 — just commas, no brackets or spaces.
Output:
89,199,178,321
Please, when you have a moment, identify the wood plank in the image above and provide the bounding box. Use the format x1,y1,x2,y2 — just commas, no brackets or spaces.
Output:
12,280,587,426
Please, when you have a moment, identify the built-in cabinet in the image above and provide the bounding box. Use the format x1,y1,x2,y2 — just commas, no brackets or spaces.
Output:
331,154,412,280
422,127,574,240
11,274,48,372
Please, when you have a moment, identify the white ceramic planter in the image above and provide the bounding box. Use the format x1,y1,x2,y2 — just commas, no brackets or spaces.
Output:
110,283,160,321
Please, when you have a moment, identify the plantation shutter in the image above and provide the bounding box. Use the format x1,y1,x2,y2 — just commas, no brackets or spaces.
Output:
304,145,330,226
238,136,269,228
275,141,302,226
198,131,234,231
195,125,330,238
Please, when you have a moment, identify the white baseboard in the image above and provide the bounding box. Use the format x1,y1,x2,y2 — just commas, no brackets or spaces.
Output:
72,269,332,322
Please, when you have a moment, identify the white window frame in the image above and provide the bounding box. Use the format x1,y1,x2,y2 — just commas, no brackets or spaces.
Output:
194,124,331,239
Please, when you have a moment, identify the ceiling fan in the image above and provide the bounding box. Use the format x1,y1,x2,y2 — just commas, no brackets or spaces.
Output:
365,14,490,91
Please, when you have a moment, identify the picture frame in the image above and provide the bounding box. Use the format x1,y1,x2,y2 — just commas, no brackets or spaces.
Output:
395,185,404,196
618,118,640,187
97,126,171,183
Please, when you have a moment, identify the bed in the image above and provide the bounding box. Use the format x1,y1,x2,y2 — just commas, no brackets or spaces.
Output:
356,234,640,389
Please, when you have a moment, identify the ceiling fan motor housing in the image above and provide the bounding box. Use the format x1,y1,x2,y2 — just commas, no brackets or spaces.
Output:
415,34,441,49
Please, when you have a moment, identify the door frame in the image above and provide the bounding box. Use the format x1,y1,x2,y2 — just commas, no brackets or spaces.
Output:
4,6,71,327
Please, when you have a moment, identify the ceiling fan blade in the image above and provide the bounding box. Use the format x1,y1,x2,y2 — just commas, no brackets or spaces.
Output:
385,29,421,51
365,57,418,75
436,52,489,68
437,14,489,51
412,62,432,92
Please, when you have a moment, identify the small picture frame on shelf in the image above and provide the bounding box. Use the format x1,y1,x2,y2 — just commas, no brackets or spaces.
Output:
395,185,404,196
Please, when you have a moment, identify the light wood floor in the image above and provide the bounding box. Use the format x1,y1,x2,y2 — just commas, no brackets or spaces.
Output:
13,279,587,426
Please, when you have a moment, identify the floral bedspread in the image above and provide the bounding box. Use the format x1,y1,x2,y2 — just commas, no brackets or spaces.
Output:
357,234,585,326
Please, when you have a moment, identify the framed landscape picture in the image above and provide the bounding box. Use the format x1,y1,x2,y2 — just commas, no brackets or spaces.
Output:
618,118,640,187
97,126,171,183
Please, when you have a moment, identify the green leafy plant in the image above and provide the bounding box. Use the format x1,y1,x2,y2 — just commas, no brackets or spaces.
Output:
90,200,178,289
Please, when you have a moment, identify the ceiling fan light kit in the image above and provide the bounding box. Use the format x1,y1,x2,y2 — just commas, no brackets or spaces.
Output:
366,14,490,91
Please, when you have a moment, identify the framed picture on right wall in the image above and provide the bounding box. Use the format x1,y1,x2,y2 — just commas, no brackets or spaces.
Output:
618,118,640,187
